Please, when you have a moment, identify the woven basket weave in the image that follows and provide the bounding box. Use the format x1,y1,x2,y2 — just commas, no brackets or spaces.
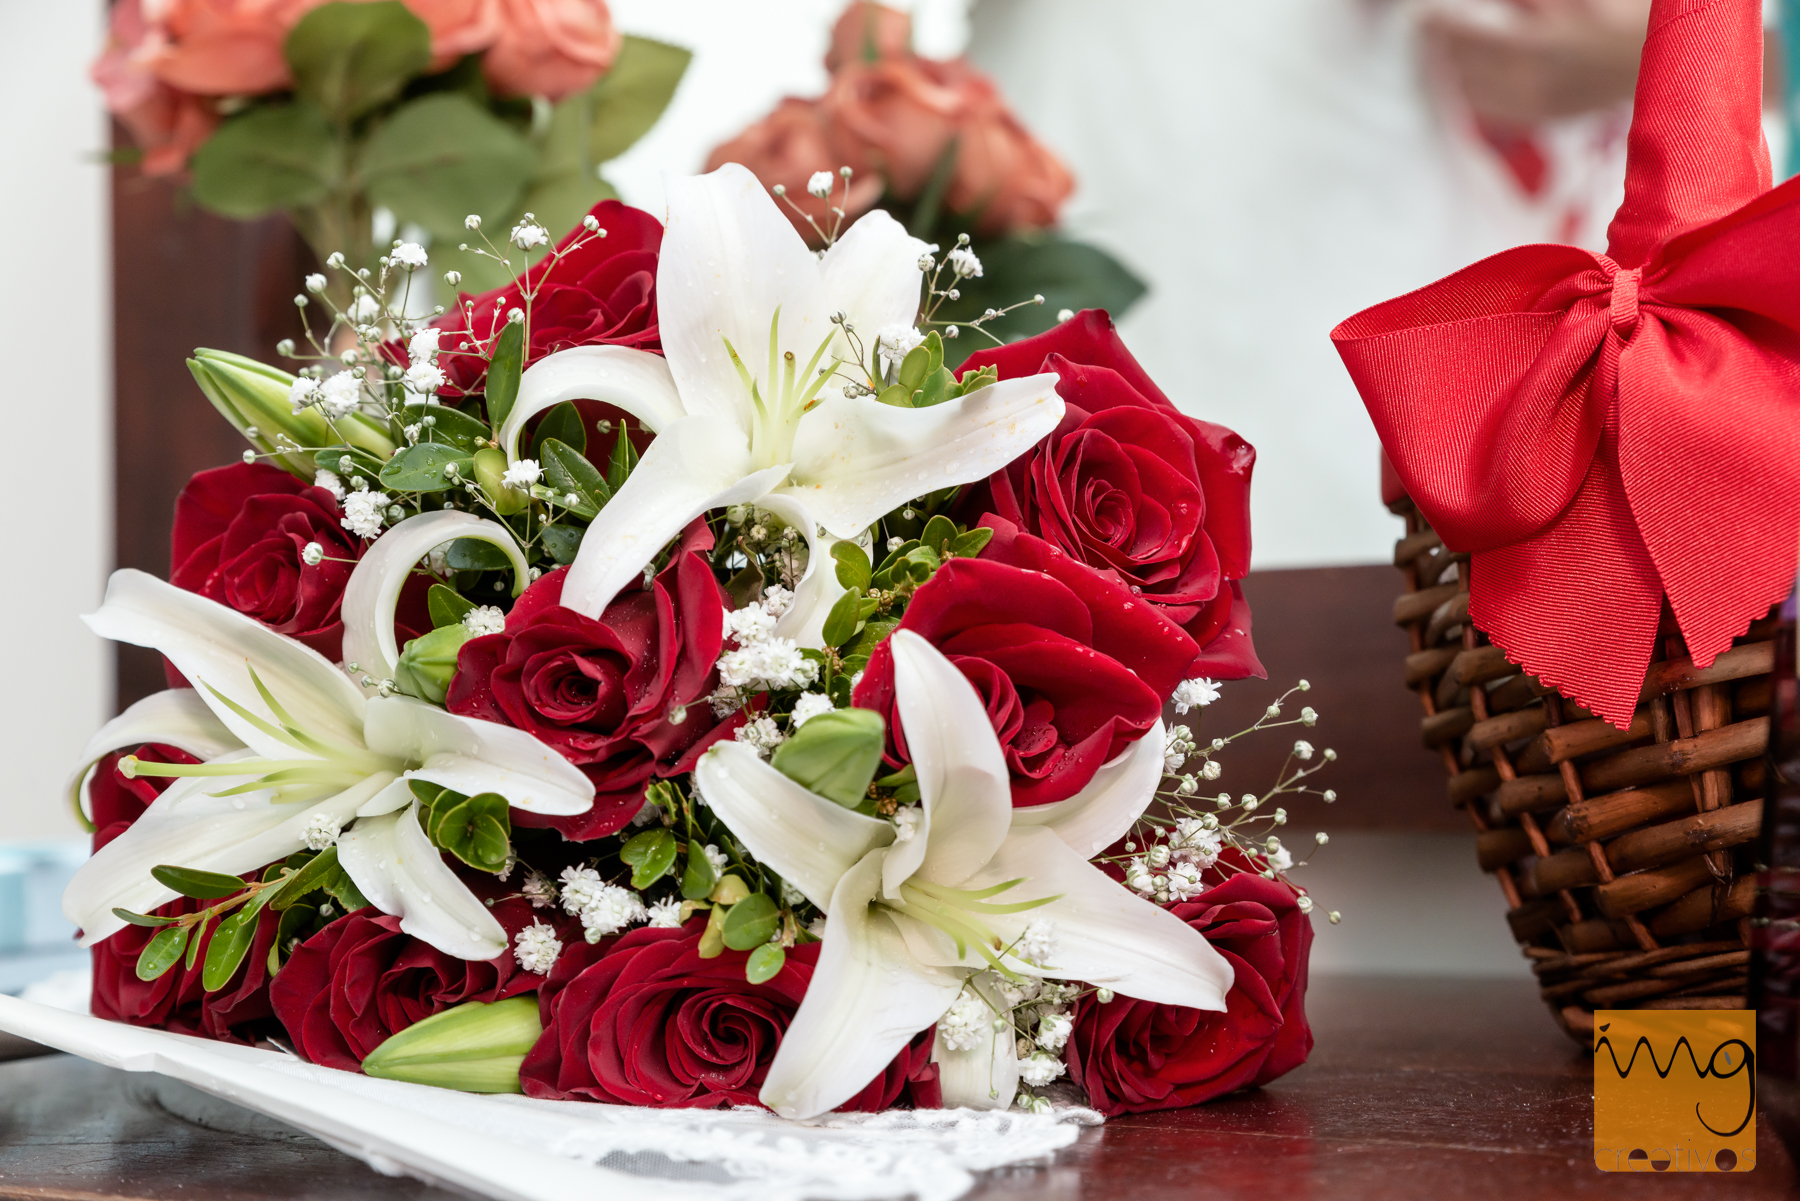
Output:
1388,494,1767,1042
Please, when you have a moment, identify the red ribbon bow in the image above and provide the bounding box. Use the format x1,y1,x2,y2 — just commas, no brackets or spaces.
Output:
1333,0,1800,727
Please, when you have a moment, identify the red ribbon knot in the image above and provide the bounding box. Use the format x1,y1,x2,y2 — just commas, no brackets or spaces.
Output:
1604,261,1642,334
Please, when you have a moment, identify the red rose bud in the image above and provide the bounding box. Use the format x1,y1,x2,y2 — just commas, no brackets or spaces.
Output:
360,996,543,1094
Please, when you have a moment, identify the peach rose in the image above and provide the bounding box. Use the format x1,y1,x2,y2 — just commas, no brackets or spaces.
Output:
93,0,222,175
705,97,883,243
821,57,976,199
482,0,622,100
948,92,1073,235
824,2,911,73
141,0,325,96
407,0,502,69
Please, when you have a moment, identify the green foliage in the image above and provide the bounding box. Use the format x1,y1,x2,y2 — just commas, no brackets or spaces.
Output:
831,542,872,592
721,892,780,951
428,583,478,629
361,94,534,242
745,943,786,985
540,524,583,565
446,537,513,570
586,37,692,163
771,708,886,808
151,865,247,901
360,996,542,1093
380,442,474,493
111,908,176,928
201,887,271,992
483,322,525,429
607,420,640,491
531,403,587,458
190,102,337,219
412,780,511,874
539,437,610,520
399,402,490,451
285,2,431,125
620,829,678,890
136,925,188,982
680,841,718,901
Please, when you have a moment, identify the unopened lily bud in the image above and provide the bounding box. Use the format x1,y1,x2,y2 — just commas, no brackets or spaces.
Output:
189,349,394,478
471,447,528,515
770,707,885,807
359,997,541,1093
394,623,476,705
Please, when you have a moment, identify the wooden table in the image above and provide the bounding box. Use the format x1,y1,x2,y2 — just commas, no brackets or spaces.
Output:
1,976,1794,1201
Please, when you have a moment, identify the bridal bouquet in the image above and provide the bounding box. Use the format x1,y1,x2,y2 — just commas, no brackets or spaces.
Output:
706,1,1143,363
94,0,688,295
65,166,1323,1119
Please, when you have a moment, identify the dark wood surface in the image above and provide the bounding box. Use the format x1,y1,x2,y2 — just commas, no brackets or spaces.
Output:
2,975,1792,1200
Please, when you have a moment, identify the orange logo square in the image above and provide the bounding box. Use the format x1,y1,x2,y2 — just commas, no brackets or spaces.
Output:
1593,1009,1755,1172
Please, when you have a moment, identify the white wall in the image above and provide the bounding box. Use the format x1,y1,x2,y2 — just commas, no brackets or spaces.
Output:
0,2,111,843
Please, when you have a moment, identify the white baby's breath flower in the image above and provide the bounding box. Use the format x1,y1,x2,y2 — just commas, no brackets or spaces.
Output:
947,246,983,278
521,870,556,909
806,170,835,198
790,692,835,727
462,605,506,636
1017,919,1056,967
390,241,428,269
319,372,363,418
1199,759,1222,781
304,273,327,294
502,459,542,489
301,811,341,851
1293,740,1314,761
313,468,346,501
1124,856,1155,894
301,541,325,567
1267,847,1294,873
408,327,442,360
1300,706,1318,727
1034,1010,1072,1052
288,376,322,412
734,715,785,757
876,324,926,373
703,844,730,875
645,897,684,929
348,294,383,325
1171,677,1221,714
936,987,991,1052
404,361,446,396
559,866,647,941
892,805,923,842
1166,859,1204,901
1019,1052,1066,1088
510,219,549,250
340,490,386,539
513,921,561,974
722,602,777,644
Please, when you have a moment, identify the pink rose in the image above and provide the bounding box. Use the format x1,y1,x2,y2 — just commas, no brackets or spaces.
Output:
947,87,1073,235
821,57,971,199
407,0,502,69
483,0,622,100
704,98,883,243
139,0,325,97
92,2,221,176
824,2,912,72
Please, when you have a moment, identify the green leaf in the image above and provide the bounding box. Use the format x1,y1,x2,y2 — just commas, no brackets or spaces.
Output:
745,943,786,985
680,843,718,900
380,442,474,493
532,403,587,459
949,527,994,558
607,421,639,491
112,908,177,928
831,541,872,592
897,343,932,392
840,617,900,675
361,94,534,243
136,925,189,982
189,102,336,219
323,864,370,914
724,563,765,611
275,902,320,965
721,893,780,952
430,791,511,873
586,36,692,164
446,538,512,570
202,909,259,992
484,321,525,429
620,829,678,890
409,777,457,829
540,524,583,565
401,402,490,452
771,708,887,808
919,514,958,554
935,234,1147,367
185,914,210,971
539,437,609,520
271,847,341,911
285,1,431,124
821,586,865,648
151,865,246,901
428,583,478,629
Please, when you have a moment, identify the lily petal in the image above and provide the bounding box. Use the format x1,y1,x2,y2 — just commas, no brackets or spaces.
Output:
1010,721,1167,858
658,164,837,427
932,978,1021,1111
83,570,365,760
501,346,687,462
758,850,966,1119
787,375,1064,538
356,775,418,818
65,689,242,828
64,758,390,946
362,696,594,816
338,801,508,960
340,512,531,688
972,826,1233,1010
818,208,928,351
751,491,847,650
558,415,777,619
884,631,1011,899
695,741,893,910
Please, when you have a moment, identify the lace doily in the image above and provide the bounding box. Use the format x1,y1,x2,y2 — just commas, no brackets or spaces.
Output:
0,995,1099,1201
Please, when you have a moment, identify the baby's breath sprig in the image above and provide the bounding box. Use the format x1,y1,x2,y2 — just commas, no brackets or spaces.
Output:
916,232,1046,347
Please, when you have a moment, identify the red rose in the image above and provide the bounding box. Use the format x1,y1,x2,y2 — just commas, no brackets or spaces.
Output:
521,921,941,1111
852,530,1196,806
1064,871,1313,1116
432,199,662,398
956,311,1263,681
88,747,282,1043
170,462,362,661
446,524,737,840
269,897,553,1071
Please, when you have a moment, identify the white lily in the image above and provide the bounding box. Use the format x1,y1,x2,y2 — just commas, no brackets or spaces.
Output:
493,164,1064,644
695,630,1232,1118
64,514,594,961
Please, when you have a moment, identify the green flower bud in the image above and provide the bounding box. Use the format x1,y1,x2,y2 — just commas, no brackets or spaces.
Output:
472,447,528,515
771,707,885,808
359,997,541,1093
189,349,393,479
394,623,475,706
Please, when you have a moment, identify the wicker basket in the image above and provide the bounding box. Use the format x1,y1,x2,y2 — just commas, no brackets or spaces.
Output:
1388,494,1768,1043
